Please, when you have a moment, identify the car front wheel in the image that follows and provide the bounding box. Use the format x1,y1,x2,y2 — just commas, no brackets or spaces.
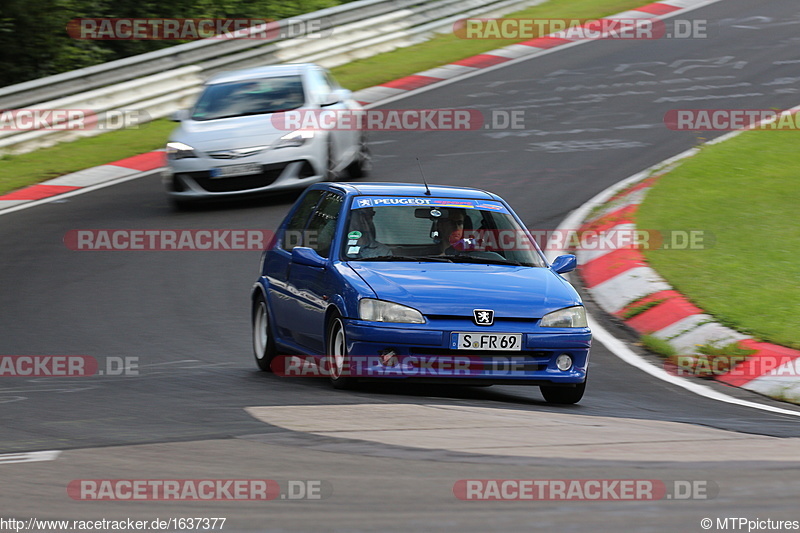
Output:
252,294,277,372
326,314,357,389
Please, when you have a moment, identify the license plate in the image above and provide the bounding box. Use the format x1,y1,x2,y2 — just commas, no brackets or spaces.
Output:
210,163,262,178
452,333,522,351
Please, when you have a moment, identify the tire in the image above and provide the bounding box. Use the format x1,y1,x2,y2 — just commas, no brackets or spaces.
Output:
252,293,277,372
346,133,371,179
326,314,357,389
540,380,586,404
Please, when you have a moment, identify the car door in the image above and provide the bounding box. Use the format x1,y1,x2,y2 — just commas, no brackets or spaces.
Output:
324,68,360,162
266,189,325,341
284,191,344,352
307,67,350,170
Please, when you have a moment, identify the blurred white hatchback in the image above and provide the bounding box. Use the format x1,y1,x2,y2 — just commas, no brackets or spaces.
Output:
163,63,369,205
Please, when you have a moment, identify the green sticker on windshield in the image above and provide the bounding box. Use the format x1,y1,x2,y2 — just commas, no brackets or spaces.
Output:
348,231,362,239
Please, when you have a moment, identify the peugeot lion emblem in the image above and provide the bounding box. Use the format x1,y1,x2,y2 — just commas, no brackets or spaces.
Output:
473,309,494,326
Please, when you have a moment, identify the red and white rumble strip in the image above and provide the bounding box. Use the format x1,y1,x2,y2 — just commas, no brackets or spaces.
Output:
575,177,800,404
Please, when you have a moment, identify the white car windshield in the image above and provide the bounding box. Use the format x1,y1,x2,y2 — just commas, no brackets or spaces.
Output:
191,76,305,121
342,198,546,267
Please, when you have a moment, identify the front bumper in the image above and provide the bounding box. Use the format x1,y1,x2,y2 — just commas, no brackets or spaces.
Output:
338,319,591,385
163,144,325,200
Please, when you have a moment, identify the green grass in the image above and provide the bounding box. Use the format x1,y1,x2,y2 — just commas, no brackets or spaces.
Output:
0,0,648,195
0,119,175,195
620,298,667,320
636,130,800,350
668,341,757,378
641,334,677,358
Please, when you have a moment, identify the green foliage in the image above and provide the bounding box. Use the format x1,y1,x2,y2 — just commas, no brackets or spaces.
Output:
0,0,348,87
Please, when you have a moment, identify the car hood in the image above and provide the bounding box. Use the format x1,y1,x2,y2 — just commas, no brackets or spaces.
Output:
172,113,296,151
349,262,580,318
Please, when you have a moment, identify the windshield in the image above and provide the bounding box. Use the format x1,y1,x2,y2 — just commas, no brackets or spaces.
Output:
191,76,305,121
341,197,546,267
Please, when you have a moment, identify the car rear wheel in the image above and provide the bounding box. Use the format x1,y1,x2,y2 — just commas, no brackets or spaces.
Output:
326,314,357,389
346,133,371,178
252,294,277,372
540,380,586,404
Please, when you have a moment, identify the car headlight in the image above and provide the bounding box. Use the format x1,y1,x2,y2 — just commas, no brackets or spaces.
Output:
166,141,197,159
359,299,425,324
540,306,588,328
274,130,315,149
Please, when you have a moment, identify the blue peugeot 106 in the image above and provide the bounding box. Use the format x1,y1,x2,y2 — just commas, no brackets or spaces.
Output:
251,182,591,403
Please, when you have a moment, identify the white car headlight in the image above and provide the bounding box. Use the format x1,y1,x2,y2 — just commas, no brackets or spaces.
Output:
359,299,425,324
274,130,315,149
166,141,197,159
540,306,588,328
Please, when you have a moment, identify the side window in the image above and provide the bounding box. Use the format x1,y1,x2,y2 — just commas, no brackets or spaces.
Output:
306,193,343,258
281,190,324,250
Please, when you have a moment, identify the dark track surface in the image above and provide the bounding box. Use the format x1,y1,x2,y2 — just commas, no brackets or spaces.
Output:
1,0,799,530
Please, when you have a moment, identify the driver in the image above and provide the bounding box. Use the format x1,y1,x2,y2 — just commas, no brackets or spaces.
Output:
436,208,467,255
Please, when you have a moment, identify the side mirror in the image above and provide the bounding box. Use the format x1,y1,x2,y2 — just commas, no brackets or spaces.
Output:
170,109,188,122
320,89,351,107
550,254,577,274
291,247,327,268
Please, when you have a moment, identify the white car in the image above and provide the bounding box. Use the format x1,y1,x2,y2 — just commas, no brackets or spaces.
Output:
163,63,370,205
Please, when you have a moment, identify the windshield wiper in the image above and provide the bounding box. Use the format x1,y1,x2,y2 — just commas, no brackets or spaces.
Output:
355,255,453,263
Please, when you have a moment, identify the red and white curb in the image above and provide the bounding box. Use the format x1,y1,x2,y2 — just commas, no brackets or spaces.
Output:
575,172,800,405
0,0,711,213
0,151,164,212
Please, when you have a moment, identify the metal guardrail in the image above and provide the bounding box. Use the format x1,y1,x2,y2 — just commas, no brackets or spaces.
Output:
0,0,544,155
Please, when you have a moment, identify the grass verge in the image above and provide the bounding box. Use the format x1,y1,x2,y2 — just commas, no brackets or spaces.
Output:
0,120,175,195
636,130,800,350
1,0,648,196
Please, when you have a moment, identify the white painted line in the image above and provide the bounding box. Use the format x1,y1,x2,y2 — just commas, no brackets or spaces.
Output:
590,315,800,417
45,165,136,187
0,450,61,464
